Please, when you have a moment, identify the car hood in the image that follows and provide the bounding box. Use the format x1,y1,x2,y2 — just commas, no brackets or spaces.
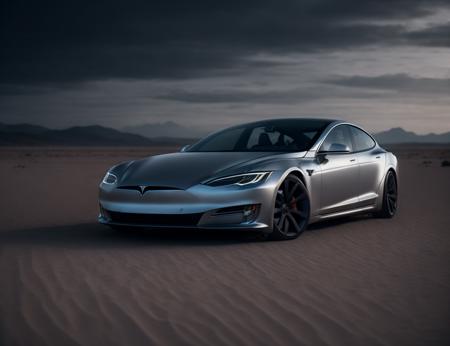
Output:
117,152,284,189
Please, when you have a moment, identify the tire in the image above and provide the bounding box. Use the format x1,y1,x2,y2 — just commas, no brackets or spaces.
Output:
376,170,398,218
269,174,310,240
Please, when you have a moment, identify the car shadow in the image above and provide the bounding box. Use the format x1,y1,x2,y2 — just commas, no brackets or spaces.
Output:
0,214,375,249
0,223,266,249
307,213,374,231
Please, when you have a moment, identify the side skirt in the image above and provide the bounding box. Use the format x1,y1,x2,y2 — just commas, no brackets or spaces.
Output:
312,205,376,223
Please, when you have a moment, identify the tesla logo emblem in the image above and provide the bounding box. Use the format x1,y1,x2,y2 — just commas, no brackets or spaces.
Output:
306,169,314,176
138,185,146,195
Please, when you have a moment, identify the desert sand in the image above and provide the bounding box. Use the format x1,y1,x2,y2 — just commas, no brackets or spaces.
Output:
0,145,449,346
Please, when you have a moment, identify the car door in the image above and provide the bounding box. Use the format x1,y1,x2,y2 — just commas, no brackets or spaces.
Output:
317,125,360,215
349,126,384,206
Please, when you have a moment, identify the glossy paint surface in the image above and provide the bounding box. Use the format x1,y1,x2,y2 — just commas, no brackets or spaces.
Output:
99,120,398,232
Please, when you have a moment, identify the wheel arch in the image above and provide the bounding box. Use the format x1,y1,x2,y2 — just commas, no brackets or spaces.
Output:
269,168,311,239
386,167,398,193
268,168,309,228
387,167,397,180
287,169,307,188
376,165,398,211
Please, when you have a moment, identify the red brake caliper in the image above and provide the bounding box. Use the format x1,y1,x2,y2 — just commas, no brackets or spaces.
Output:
290,196,297,210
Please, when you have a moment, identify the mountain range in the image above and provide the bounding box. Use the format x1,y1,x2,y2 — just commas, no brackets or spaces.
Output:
372,127,450,144
0,122,449,146
0,123,195,146
123,121,206,139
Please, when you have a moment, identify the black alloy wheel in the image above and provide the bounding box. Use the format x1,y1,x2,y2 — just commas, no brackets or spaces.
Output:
377,171,398,218
271,175,310,240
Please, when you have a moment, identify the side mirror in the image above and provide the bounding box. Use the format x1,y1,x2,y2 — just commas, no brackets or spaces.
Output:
180,145,190,152
316,152,328,164
317,143,350,163
320,143,350,154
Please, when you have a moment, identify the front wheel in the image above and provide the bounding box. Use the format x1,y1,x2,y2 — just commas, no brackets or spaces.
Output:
270,175,310,240
376,170,398,218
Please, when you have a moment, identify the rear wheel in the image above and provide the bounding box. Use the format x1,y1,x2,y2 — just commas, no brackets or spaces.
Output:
270,175,310,240
376,171,398,218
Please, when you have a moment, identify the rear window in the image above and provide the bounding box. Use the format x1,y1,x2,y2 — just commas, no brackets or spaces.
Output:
350,126,375,151
320,125,353,152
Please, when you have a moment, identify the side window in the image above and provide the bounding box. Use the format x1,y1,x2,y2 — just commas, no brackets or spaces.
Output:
320,125,353,152
350,126,375,152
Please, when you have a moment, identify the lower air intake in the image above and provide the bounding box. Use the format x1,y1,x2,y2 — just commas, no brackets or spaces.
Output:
106,210,203,227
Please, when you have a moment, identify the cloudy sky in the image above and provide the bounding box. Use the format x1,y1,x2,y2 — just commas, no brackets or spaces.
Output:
1,0,449,134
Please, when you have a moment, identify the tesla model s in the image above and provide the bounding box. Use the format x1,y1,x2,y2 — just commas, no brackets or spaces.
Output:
99,118,398,240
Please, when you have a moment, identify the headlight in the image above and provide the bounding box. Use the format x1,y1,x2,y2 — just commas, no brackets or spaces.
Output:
102,172,118,185
205,172,271,187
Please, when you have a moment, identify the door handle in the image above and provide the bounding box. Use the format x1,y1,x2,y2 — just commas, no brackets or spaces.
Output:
350,158,356,162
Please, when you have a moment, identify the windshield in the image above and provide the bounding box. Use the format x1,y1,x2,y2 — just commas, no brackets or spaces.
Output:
188,119,333,152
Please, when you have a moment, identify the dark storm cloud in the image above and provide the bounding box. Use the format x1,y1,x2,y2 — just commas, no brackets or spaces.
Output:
327,74,450,94
156,85,386,104
1,0,449,86
156,88,311,104
405,23,450,47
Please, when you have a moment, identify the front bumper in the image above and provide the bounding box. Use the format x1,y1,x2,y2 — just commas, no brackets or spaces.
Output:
98,204,268,230
98,174,281,231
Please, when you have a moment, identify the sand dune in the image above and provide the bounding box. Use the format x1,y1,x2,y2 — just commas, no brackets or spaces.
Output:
0,146,449,346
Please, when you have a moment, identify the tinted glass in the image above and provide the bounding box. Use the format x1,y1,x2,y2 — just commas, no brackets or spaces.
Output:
246,126,295,150
189,127,245,151
320,125,353,152
350,126,375,151
188,119,332,152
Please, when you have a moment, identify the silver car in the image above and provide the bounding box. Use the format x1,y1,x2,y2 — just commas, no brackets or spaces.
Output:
99,118,398,240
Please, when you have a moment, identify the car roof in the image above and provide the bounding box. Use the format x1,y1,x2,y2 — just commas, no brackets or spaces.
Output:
239,117,339,128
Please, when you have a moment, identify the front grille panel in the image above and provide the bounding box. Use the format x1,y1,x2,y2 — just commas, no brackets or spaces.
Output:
117,186,181,193
106,210,202,227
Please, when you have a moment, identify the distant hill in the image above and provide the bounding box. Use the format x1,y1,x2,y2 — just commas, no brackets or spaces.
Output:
123,121,205,139
0,123,175,146
374,127,450,144
0,122,49,135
